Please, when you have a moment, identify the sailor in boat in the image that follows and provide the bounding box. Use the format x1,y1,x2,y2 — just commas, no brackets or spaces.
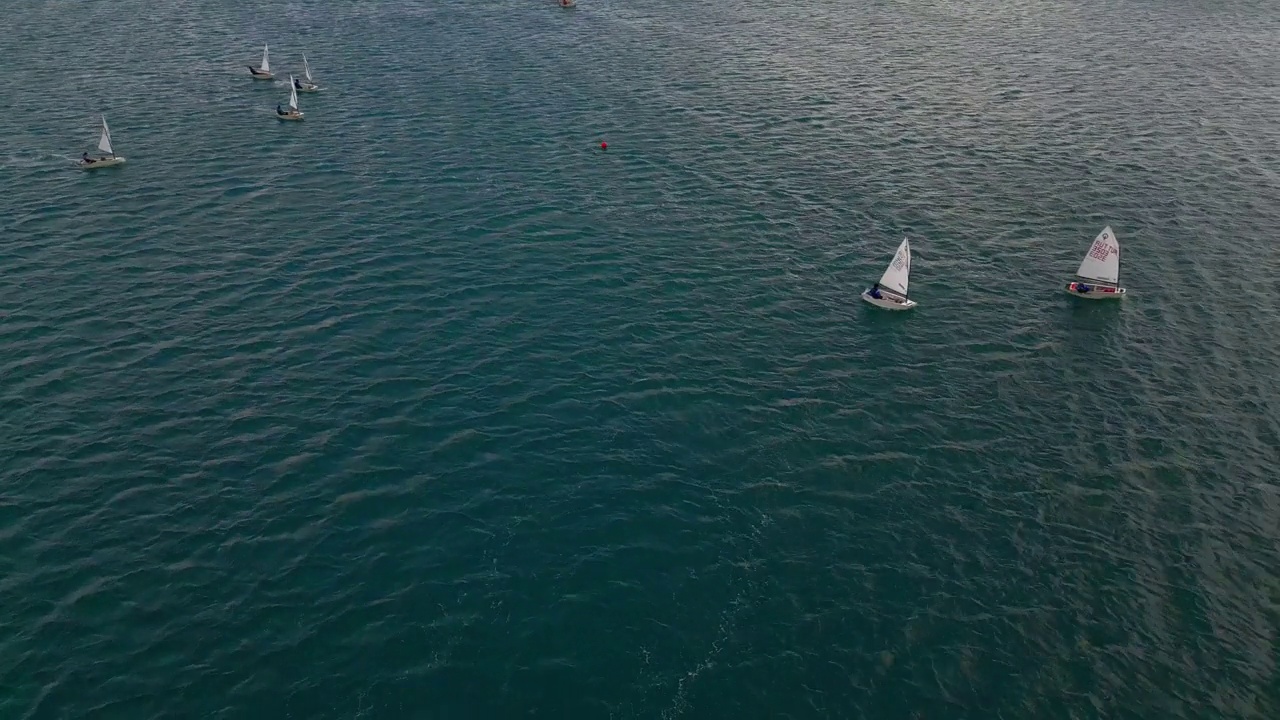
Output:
867,282,906,305
293,77,303,91
277,103,284,115
81,152,95,165
1076,282,1091,294
871,283,902,302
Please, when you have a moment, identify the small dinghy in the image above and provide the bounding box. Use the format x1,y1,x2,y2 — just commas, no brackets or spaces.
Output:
249,44,273,79
294,55,321,92
79,116,125,169
276,77,304,120
861,237,916,310
1066,226,1126,299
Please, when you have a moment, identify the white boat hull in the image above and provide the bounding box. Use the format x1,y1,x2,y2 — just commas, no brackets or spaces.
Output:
1065,282,1125,299
861,290,916,310
297,86,321,93
276,112,304,121
80,157,126,169
249,68,274,79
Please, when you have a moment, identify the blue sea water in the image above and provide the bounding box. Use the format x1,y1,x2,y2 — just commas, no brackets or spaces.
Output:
2,0,1279,718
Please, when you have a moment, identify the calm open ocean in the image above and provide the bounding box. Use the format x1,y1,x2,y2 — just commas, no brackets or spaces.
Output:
2,0,1278,717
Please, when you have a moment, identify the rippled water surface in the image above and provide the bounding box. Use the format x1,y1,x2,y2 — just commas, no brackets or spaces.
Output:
3,0,1279,717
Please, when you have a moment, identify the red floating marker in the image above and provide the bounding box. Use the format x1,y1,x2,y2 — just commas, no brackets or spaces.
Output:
600,141,608,151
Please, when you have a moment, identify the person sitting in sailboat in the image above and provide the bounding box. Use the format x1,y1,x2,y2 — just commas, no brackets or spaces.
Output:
869,283,883,300
293,77,303,91
82,152,94,165
277,103,286,116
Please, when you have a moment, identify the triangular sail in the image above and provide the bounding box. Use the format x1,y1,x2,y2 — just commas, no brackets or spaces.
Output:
288,77,299,110
877,237,911,296
97,116,113,155
1075,226,1120,284
261,44,270,72
303,55,312,82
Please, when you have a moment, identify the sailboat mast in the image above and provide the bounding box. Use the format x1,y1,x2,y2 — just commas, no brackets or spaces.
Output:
904,243,910,298
900,238,910,299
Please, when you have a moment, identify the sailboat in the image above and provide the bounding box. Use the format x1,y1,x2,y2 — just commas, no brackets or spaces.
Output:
861,237,916,310
1066,226,1126,299
276,77,304,120
249,44,273,79
295,55,321,92
79,116,125,168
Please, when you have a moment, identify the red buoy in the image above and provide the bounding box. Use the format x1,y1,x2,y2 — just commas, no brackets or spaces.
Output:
600,141,608,151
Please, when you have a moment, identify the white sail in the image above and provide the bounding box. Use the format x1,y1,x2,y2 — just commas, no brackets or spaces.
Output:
1075,226,1120,284
261,44,270,72
97,116,113,155
877,237,911,296
288,77,299,110
303,55,312,82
